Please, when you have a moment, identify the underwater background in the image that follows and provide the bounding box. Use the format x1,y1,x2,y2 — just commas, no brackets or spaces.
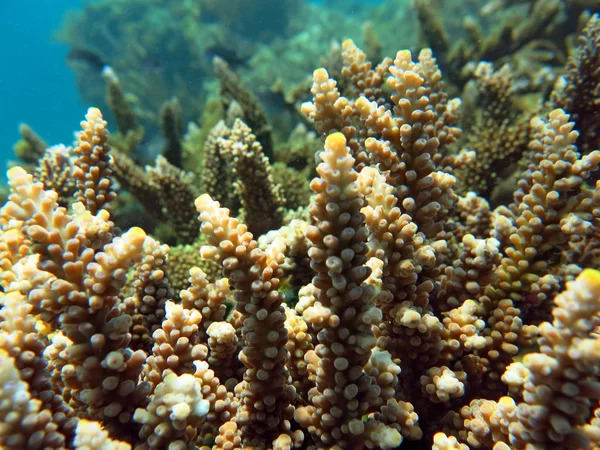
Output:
1,0,600,449
0,1,85,175
0,0,388,177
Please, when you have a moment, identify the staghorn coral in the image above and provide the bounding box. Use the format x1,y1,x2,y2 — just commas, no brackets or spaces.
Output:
160,97,184,168
461,269,600,449
551,14,600,156
455,63,532,201
294,132,411,448
2,29,600,450
496,108,600,316
271,162,313,213
111,150,201,245
146,155,201,245
34,144,76,208
414,0,573,93
181,98,225,177
13,123,49,166
168,239,222,296
216,118,284,236
72,108,116,215
0,310,73,448
120,238,173,353
0,164,152,440
213,57,274,159
102,66,141,146
73,419,131,450
199,117,286,237
196,194,297,447
299,39,600,447
200,120,242,215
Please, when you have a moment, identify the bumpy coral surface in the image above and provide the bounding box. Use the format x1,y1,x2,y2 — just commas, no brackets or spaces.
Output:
2,15,600,450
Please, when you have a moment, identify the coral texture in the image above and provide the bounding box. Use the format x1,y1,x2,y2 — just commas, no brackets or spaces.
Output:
2,18,600,450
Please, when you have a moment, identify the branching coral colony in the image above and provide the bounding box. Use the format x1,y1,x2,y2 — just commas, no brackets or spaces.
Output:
2,23,600,450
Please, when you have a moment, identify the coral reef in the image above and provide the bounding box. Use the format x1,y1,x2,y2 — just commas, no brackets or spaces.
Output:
3,6,600,450
414,0,599,95
454,63,532,201
551,13,600,155
56,0,419,152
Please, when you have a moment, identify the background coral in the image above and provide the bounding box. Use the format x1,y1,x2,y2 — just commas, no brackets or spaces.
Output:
3,3,600,450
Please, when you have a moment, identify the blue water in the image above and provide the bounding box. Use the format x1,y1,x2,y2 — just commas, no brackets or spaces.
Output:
0,1,86,178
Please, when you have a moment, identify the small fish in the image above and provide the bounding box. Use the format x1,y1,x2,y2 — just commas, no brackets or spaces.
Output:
66,48,109,73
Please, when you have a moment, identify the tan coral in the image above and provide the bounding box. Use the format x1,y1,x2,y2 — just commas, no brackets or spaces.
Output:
217,118,284,236
432,432,469,450
72,107,115,215
196,194,296,446
134,372,211,449
206,321,239,381
146,155,200,245
341,39,391,107
179,267,231,343
143,301,208,387
283,306,314,401
297,132,394,447
73,419,131,450
420,366,466,403
120,237,172,352
34,144,74,207
0,351,66,449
